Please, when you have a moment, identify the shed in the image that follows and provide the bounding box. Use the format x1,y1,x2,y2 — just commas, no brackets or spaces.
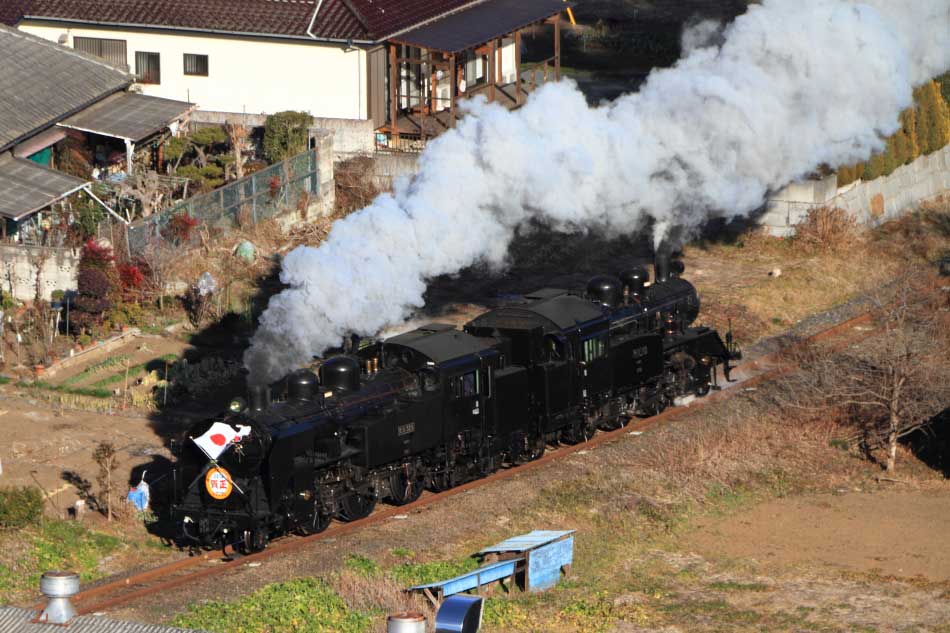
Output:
0,155,87,222
478,530,575,592
58,92,194,173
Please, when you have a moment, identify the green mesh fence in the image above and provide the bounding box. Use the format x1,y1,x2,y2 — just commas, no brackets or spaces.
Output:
128,149,319,252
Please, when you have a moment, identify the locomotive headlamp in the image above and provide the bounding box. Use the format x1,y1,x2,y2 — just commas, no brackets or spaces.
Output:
700,356,712,365
229,397,247,413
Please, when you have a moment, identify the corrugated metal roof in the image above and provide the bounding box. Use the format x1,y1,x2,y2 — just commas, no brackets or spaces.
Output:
0,24,131,152
59,93,194,142
0,154,88,220
478,530,575,554
0,607,205,633
392,0,566,53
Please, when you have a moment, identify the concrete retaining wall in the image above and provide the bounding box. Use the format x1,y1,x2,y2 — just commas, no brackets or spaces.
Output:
312,118,377,158
193,111,376,162
0,245,80,301
368,152,421,189
763,144,950,236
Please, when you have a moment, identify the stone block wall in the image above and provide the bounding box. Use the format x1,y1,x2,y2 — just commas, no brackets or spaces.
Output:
0,245,80,301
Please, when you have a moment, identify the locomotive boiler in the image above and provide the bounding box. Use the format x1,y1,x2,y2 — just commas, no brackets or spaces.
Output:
171,250,740,552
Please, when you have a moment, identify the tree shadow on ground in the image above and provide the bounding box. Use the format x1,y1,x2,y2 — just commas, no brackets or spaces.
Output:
903,409,950,478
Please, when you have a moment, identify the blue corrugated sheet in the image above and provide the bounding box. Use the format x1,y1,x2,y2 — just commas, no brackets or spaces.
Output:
477,530,575,554
409,558,521,596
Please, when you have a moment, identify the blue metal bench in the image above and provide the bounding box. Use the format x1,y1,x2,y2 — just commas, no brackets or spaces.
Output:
409,558,523,608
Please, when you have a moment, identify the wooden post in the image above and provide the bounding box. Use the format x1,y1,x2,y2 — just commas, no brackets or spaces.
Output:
554,14,561,81
515,30,523,105
388,43,399,142
450,53,457,127
496,38,503,88
489,39,497,102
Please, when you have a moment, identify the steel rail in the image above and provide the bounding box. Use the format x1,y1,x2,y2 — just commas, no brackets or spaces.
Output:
53,309,878,616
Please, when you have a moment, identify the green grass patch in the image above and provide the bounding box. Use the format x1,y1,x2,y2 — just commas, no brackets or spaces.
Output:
388,556,481,587
344,553,380,577
16,380,112,399
0,520,121,602
390,547,414,559
60,355,130,386
0,375,11,385
89,354,178,389
0,486,44,529
173,578,373,633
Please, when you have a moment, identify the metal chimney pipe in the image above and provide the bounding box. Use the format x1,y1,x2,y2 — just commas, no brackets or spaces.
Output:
38,571,79,625
654,241,672,284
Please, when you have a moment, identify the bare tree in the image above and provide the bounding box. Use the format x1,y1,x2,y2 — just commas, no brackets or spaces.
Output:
778,274,950,472
226,123,251,181
139,237,177,311
93,441,118,522
117,171,172,218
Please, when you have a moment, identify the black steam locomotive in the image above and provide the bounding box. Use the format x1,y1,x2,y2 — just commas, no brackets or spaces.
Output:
171,250,740,552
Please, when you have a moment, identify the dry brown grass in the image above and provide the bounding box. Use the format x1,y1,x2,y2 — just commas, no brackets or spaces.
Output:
687,209,923,344
793,206,862,253
335,156,382,216
330,570,431,633
634,399,853,504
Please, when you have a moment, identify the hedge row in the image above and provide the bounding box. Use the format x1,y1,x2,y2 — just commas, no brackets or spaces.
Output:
838,77,950,187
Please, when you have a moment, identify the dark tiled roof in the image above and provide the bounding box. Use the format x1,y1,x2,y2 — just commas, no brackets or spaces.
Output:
348,0,478,39
0,0,31,26
22,0,488,42
24,0,339,39
0,24,130,152
393,0,566,52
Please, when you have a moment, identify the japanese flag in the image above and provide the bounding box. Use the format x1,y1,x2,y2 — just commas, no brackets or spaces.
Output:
192,422,252,461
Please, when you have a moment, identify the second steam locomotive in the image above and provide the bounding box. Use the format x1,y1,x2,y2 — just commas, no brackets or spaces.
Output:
171,249,740,551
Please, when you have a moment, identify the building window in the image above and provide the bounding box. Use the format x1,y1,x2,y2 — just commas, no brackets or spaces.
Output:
135,51,161,84
73,36,127,69
183,53,209,77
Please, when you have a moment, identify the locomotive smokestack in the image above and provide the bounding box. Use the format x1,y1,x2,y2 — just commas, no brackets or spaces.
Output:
654,241,672,285
248,383,271,411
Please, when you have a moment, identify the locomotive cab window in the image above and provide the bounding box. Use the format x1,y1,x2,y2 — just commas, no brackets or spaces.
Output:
452,371,480,398
418,369,440,393
545,335,566,361
582,334,608,363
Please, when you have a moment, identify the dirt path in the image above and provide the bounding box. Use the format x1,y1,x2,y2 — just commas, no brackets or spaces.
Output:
0,395,167,511
685,488,950,581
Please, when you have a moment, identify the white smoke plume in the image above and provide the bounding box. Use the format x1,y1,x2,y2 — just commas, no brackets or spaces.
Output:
245,0,950,384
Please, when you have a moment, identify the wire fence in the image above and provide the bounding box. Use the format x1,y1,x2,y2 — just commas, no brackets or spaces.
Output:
127,148,320,252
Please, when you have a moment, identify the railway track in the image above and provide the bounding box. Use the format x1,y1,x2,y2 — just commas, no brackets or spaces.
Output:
48,309,878,616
